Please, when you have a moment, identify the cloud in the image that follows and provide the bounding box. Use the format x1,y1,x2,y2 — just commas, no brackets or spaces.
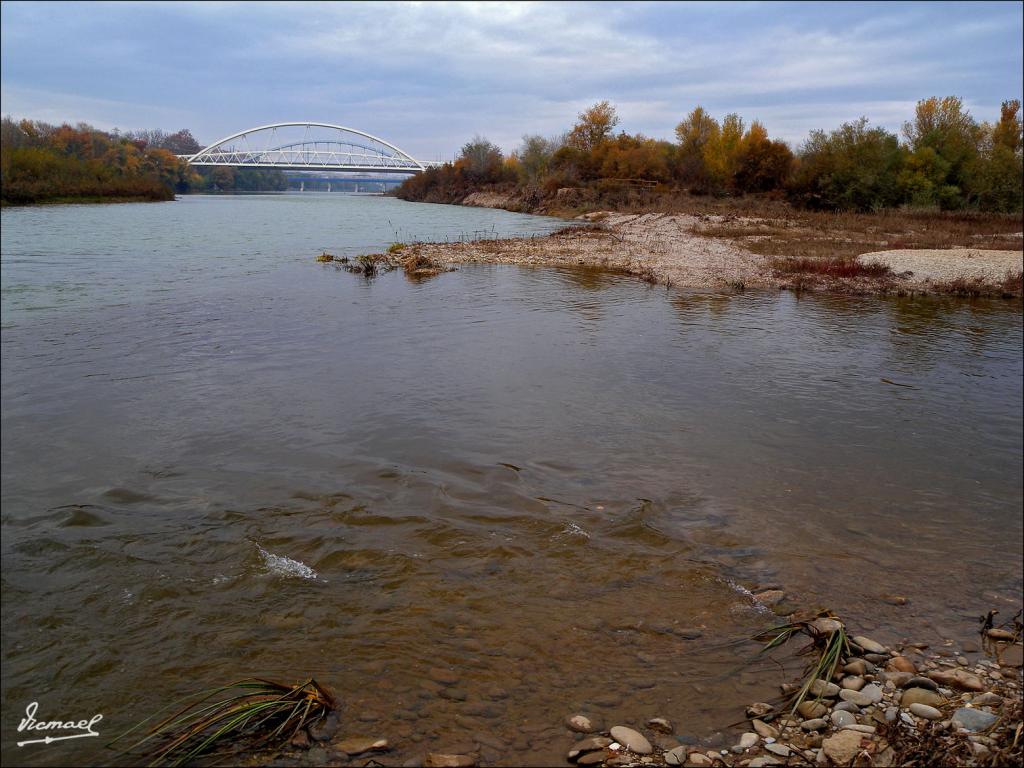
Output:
1,0,1020,156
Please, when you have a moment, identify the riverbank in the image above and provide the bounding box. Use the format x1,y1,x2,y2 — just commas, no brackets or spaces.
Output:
399,210,1024,297
270,614,1023,767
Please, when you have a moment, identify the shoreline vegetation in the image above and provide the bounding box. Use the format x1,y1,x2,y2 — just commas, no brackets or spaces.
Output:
390,97,1023,298
0,118,287,206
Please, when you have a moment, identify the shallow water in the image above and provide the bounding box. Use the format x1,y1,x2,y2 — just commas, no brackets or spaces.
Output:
1,195,1022,766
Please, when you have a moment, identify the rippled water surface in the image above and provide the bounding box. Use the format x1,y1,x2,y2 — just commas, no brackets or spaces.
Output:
2,195,1022,766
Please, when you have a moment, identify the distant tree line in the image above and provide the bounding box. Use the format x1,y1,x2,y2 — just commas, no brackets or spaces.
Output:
1,118,287,205
397,97,1023,213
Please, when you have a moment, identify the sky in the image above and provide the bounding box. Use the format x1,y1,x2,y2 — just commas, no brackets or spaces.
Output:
1,1,1022,162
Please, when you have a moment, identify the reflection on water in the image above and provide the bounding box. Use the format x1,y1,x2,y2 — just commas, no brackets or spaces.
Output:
1,197,1022,766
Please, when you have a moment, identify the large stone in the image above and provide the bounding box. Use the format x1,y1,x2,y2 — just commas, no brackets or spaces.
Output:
987,628,1017,641
859,684,884,704
335,738,389,755
797,701,829,719
900,687,944,708
852,635,887,654
928,669,985,691
810,618,844,635
424,756,476,768
801,718,828,731
765,743,791,757
822,730,866,764
609,726,653,755
951,708,998,733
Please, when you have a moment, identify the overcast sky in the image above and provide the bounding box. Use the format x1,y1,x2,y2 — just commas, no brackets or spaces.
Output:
2,1,1022,161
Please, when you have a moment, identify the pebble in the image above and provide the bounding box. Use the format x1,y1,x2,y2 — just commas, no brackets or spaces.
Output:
900,687,944,708
646,717,673,734
797,701,828,719
751,719,778,739
859,684,884,704
746,703,773,718
567,736,612,759
909,703,942,720
1000,644,1023,668
808,679,840,697
986,628,1016,641
424,755,476,768
884,707,898,723
800,718,828,731
841,724,876,734
830,710,856,727
822,731,865,764
428,667,460,685
566,715,597,734
733,732,759,751
576,752,607,766
840,676,866,691
951,707,998,732
852,635,887,654
902,676,938,691
684,754,713,767
843,659,870,676
928,669,985,691
971,692,1003,707
609,726,653,755
886,656,916,673
833,701,860,713
764,743,791,757
663,746,687,765
334,737,389,755
838,689,872,706
753,589,785,606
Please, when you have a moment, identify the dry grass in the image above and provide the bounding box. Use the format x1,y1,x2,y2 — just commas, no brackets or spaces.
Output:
932,270,1024,298
689,207,1023,261
770,256,893,279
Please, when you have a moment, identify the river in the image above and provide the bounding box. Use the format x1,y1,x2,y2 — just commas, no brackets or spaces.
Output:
1,193,1021,766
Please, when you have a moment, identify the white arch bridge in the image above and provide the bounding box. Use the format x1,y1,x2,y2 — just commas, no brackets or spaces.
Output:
180,122,440,174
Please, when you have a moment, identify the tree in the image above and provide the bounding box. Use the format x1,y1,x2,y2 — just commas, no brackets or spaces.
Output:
789,118,906,211
674,106,720,189
566,100,619,152
517,134,562,182
901,96,981,208
458,135,504,182
161,129,202,156
735,121,794,193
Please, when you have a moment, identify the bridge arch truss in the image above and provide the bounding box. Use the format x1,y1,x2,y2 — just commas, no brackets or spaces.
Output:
184,122,434,173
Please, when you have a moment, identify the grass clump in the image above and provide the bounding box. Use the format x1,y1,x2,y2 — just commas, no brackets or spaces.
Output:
754,610,850,716
315,251,335,263
387,242,407,255
110,677,335,767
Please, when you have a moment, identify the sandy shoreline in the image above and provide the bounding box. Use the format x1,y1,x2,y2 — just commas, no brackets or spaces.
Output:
404,211,1024,296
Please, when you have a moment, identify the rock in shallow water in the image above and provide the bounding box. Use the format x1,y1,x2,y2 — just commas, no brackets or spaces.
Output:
733,732,759,751
567,736,612,759
335,737,389,755
425,754,477,768
852,635,887,654
609,726,652,755
566,714,598,733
